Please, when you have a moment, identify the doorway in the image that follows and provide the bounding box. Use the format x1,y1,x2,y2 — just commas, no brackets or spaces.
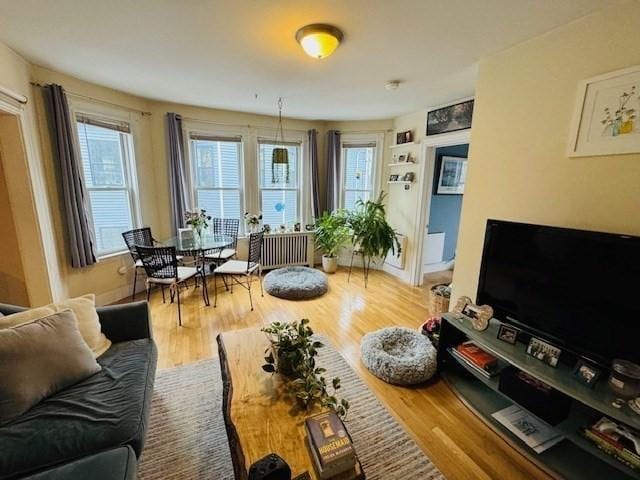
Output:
422,143,468,278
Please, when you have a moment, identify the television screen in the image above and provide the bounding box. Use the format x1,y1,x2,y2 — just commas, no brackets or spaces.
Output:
477,220,640,365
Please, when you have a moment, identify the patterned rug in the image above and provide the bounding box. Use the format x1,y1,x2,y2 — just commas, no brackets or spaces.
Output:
138,336,444,480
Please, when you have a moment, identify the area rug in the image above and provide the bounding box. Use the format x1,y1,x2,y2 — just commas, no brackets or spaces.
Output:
138,336,444,480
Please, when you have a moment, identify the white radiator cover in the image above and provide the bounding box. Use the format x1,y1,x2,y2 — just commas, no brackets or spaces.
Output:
262,232,315,270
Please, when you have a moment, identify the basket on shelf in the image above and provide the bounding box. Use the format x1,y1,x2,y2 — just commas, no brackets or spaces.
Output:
429,283,451,315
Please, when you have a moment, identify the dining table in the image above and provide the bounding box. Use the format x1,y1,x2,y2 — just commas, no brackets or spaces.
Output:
163,232,235,274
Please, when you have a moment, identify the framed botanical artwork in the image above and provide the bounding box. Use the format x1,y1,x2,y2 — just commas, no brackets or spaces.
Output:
426,99,474,136
436,156,467,194
568,65,640,156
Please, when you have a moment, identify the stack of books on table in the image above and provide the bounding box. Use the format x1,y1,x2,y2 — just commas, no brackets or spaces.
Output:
583,417,640,471
448,341,500,378
304,411,363,480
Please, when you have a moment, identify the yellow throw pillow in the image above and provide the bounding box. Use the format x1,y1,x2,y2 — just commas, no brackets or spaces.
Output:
0,294,111,357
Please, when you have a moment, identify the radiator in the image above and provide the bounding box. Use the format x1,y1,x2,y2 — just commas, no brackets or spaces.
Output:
261,232,315,270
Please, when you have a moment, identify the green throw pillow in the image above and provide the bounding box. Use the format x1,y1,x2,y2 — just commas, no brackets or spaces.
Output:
0,310,101,425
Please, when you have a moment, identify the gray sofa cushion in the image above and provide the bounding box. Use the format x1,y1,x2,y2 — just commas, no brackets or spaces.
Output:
0,311,101,425
0,339,157,480
22,446,136,480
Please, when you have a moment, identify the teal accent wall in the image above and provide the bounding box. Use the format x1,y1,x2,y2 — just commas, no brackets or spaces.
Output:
428,144,469,261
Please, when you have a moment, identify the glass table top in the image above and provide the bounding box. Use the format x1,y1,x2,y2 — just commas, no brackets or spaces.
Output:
164,233,234,254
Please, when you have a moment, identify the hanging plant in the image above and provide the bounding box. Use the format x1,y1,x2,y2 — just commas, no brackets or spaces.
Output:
272,97,290,184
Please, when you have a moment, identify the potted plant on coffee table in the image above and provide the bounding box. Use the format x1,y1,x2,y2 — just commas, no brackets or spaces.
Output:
314,210,349,273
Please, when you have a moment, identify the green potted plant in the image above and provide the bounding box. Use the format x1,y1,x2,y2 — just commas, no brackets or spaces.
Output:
314,210,349,273
347,192,400,286
261,319,349,418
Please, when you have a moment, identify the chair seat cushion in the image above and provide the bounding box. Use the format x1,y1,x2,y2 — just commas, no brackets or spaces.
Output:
147,266,198,285
0,339,157,480
214,260,257,275
360,327,437,385
22,446,137,480
204,248,236,261
263,267,328,300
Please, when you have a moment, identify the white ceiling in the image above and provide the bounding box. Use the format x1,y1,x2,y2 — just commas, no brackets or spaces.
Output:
0,0,617,120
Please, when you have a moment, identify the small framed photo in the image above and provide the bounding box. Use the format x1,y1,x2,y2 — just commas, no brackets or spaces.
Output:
396,130,413,144
397,153,408,163
403,172,415,182
497,324,519,345
526,337,561,368
573,360,602,388
389,174,399,182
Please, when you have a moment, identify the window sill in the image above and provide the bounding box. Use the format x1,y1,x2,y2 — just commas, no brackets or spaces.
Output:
98,250,130,261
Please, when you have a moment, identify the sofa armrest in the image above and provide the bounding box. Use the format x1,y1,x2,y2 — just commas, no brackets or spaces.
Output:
97,301,153,343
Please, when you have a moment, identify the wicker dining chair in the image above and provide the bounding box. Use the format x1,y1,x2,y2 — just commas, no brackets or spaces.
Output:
122,227,155,301
203,218,240,268
136,245,209,326
213,231,263,311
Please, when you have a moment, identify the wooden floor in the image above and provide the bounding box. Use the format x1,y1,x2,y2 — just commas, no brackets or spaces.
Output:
135,267,550,480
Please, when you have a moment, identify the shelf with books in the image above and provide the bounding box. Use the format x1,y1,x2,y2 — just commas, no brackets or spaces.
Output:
442,364,638,480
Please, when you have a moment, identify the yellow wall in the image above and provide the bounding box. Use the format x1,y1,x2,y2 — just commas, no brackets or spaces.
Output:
452,1,640,302
0,133,29,305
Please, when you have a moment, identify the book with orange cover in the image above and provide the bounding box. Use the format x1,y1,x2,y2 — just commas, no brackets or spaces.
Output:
455,342,498,370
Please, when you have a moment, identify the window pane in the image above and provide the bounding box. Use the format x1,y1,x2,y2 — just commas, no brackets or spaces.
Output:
261,189,297,226
343,147,373,191
88,190,132,253
196,189,241,220
192,139,240,189
259,143,298,188
77,122,125,187
344,190,371,212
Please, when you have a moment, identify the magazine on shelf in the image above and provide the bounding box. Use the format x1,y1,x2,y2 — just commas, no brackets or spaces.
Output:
492,405,564,453
448,347,500,378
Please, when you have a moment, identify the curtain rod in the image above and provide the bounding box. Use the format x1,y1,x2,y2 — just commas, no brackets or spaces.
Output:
30,82,152,116
336,129,392,134
0,84,28,105
180,115,309,133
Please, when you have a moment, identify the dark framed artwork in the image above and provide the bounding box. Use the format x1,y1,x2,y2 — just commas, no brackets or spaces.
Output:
426,99,474,136
436,156,467,194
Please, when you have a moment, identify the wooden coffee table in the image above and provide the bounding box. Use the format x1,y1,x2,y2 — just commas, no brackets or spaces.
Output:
218,328,358,480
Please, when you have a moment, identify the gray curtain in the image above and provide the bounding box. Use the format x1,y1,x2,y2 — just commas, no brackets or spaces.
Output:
45,84,96,268
166,112,189,234
308,129,321,218
326,130,341,213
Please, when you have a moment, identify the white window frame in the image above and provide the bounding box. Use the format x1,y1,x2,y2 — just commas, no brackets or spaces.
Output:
184,128,246,233
256,131,307,228
339,133,384,210
71,106,141,258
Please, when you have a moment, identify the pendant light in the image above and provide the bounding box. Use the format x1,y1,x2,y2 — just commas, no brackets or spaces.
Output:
272,97,289,184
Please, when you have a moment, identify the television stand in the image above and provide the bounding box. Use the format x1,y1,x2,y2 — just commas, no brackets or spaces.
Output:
438,314,640,480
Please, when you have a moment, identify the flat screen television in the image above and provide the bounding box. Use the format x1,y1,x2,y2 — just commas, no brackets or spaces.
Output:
477,219,640,366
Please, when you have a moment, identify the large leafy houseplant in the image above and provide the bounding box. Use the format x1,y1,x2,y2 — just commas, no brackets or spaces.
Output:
347,192,400,286
314,210,349,273
261,319,350,418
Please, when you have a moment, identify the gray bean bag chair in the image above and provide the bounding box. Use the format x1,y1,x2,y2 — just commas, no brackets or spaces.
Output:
361,327,437,385
263,266,328,300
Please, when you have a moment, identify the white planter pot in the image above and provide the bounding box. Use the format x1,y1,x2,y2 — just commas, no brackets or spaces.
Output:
322,255,338,273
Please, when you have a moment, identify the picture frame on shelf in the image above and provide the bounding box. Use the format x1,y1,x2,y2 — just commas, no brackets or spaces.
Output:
567,65,640,157
402,172,415,182
526,337,561,368
426,99,474,136
497,324,519,345
396,130,413,144
573,359,602,388
397,153,408,163
389,174,399,182
436,156,467,195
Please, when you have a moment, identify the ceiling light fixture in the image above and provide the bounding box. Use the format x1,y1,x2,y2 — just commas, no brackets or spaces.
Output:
295,24,343,59
385,81,401,91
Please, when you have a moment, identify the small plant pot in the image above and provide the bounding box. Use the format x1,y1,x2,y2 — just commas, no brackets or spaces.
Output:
322,255,338,273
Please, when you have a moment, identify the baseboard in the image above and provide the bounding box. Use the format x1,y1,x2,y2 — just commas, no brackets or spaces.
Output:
95,282,145,306
423,260,455,274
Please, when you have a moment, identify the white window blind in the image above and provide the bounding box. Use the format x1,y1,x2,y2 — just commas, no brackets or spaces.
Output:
189,135,243,226
258,141,300,227
342,142,376,211
76,116,137,256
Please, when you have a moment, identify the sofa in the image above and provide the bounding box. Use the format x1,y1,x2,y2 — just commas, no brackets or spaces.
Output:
0,301,157,480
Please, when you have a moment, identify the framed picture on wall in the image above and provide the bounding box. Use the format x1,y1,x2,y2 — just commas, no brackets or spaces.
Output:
436,156,467,194
426,99,474,136
567,65,640,156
